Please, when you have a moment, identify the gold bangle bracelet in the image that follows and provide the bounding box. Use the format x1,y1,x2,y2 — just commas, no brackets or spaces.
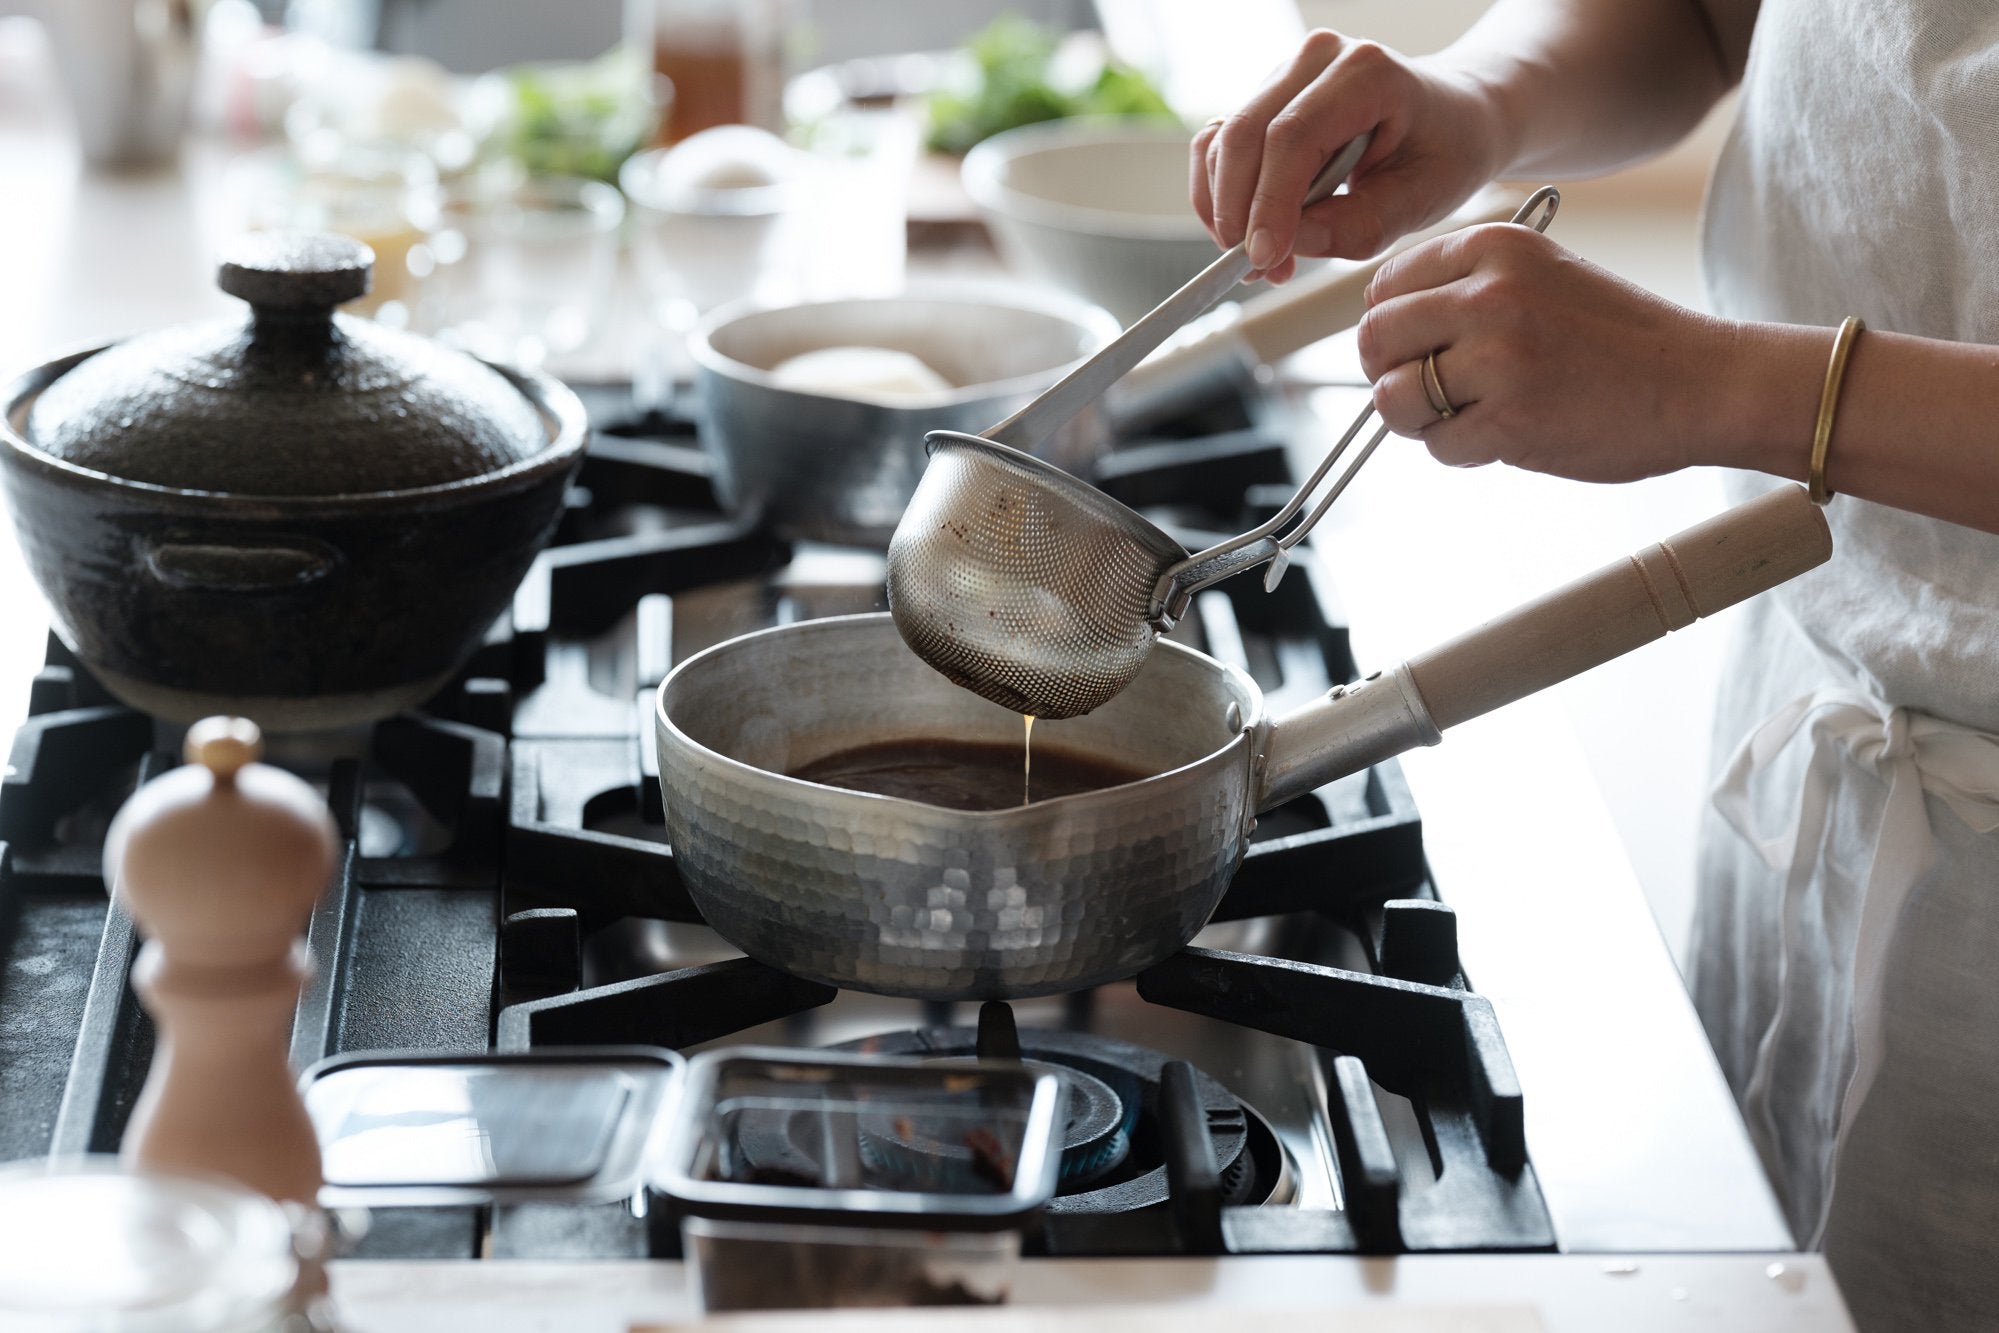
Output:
1809,316,1865,505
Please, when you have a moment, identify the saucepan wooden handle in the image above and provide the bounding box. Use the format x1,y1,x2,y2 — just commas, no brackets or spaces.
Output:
1406,485,1832,729
1257,485,1832,810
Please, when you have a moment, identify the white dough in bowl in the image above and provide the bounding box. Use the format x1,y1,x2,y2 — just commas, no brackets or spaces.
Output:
769,346,955,402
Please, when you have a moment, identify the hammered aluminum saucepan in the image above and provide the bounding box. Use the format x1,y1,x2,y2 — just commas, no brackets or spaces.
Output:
656,488,1831,999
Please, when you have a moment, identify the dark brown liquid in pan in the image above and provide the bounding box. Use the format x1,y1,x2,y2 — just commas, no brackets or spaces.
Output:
791,737,1152,811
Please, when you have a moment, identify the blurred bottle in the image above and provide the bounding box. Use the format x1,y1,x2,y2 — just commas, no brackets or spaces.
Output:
637,0,788,142
43,0,204,168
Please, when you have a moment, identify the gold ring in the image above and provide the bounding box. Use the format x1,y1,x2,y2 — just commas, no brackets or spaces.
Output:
1202,116,1227,131
1422,351,1457,419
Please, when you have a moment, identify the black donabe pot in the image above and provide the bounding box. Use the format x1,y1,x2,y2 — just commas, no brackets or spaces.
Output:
0,234,587,731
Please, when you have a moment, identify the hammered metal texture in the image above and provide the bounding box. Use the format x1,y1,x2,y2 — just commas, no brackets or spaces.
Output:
885,433,1187,719
655,614,1264,999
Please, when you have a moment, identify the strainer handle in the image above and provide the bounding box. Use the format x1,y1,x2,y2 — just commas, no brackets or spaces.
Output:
1149,187,1564,628
981,134,1374,455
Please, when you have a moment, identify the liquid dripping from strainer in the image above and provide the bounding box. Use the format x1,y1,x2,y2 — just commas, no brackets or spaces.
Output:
1022,714,1035,807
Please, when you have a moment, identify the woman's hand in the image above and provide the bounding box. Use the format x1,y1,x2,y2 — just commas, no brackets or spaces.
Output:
1191,29,1512,284
1358,223,1746,481
1357,222,1999,537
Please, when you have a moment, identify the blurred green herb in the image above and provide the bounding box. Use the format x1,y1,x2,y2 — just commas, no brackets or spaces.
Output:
1084,64,1175,122
925,15,1177,155
495,46,657,183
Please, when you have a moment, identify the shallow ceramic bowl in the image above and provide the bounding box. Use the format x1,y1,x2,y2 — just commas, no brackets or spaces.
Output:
689,287,1117,546
0,350,587,731
963,120,1312,325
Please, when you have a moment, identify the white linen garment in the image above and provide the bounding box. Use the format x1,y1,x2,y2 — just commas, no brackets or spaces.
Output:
1695,0,1999,1327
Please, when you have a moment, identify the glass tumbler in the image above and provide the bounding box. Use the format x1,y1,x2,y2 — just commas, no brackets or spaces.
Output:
791,107,916,302
224,145,443,325
423,173,626,372
620,128,807,381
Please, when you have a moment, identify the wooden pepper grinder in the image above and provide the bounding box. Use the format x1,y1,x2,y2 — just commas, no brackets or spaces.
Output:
106,716,338,1205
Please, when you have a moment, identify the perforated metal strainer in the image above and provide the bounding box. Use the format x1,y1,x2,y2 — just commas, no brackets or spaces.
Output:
885,435,1185,716
889,181,1561,718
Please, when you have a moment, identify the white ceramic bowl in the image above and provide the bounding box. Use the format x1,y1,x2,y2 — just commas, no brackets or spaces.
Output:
620,127,809,316
964,119,1238,325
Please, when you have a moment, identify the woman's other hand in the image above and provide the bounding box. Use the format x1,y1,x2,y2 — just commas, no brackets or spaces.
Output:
1358,215,1999,537
1359,223,1743,482
1190,29,1511,284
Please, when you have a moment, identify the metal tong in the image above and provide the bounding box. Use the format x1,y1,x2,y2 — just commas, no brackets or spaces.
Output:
1147,184,1561,629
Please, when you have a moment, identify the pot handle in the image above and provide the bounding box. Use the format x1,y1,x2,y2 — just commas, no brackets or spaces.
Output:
1257,485,1833,810
144,537,342,592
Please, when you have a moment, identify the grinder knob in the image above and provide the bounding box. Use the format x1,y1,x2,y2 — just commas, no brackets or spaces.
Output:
106,716,338,1205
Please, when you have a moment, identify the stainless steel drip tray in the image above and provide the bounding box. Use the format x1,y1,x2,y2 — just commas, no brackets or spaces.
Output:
301,1047,683,1209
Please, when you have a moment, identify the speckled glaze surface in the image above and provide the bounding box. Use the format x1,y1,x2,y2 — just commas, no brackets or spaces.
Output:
654,614,1266,999
1,349,586,731
26,233,546,496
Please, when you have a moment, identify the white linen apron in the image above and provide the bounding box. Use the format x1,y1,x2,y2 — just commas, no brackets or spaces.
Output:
1695,0,1999,1327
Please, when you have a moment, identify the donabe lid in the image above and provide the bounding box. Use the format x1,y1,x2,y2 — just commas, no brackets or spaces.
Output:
26,233,548,497
299,1046,684,1208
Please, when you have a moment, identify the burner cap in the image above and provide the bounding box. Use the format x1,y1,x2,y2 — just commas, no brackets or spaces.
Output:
859,1059,1130,1192
832,1026,1272,1216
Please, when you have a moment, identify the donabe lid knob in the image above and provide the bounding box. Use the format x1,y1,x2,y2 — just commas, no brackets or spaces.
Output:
216,231,374,311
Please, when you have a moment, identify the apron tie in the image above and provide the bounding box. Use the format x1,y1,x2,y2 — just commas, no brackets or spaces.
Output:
1713,687,1999,1245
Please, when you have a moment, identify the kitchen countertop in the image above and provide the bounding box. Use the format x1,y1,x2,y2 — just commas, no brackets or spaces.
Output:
0,18,1835,1325
1290,382,1792,1253
328,1254,1846,1332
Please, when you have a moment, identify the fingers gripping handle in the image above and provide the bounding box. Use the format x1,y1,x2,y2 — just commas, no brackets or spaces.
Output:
1154,187,1563,628
983,134,1371,454
1112,188,1534,433
1233,186,1531,367
1256,486,1833,810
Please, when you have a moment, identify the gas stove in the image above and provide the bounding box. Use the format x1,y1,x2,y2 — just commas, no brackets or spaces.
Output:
0,379,1552,1266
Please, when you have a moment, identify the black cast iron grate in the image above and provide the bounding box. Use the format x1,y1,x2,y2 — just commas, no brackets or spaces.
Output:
0,381,1549,1264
